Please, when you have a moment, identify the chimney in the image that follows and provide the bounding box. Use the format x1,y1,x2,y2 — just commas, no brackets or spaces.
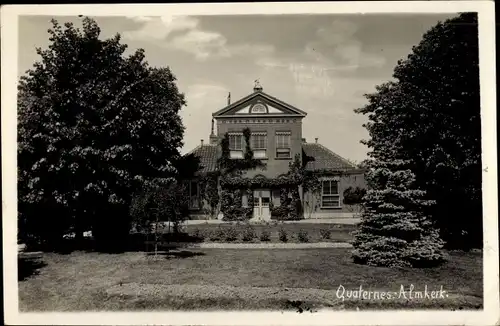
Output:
200,139,204,146
302,138,306,143
227,92,231,106
209,118,219,145
315,137,318,144
209,135,219,145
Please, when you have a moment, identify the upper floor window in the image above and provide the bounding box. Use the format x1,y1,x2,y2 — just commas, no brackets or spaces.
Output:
321,179,340,208
275,131,291,158
251,103,267,114
251,132,267,159
228,132,244,159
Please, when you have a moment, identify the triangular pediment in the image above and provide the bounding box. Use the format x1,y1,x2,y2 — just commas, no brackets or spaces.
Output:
212,91,307,118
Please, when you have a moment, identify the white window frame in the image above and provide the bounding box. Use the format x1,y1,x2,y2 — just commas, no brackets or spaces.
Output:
228,132,244,159
251,132,267,158
321,178,341,208
275,131,291,158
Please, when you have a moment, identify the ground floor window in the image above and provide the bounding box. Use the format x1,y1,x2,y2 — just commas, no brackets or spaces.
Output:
321,179,340,208
189,180,200,209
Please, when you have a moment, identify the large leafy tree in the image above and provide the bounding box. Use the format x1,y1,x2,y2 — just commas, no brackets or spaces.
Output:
355,13,481,249
18,17,187,250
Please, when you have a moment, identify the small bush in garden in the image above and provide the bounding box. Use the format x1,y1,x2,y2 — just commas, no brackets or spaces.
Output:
224,227,239,242
278,228,288,243
192,228,202,239
241,226,256,242
260,230,271,242
298,230,309,243
320,228,331,240
271,206,290,220
209,227,225,241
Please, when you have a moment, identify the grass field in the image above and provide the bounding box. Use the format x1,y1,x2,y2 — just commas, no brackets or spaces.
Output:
18,248,482,311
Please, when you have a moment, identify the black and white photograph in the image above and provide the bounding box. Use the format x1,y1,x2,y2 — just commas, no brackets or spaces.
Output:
1,2,498,325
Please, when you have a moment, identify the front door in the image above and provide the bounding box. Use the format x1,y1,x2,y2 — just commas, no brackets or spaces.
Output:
253,189,271,221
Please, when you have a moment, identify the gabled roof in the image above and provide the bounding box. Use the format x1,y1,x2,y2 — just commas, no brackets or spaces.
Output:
186,142,360,174
302,143,359,172
212,90,307,118
186,144,219,173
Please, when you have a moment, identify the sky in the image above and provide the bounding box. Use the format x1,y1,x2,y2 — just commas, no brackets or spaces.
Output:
18,13,458,163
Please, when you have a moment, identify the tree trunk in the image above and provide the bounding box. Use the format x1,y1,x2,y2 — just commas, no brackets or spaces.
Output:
74,212,84,249
216,177,222,219
154,214,159,257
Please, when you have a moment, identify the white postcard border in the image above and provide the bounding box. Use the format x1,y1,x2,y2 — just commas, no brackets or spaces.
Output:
2,2,498,325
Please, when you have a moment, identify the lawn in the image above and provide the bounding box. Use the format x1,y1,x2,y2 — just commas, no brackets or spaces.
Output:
180,222,357,243
18,248,482,311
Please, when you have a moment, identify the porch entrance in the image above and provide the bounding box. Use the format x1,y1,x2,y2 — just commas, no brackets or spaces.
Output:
253,189,271,221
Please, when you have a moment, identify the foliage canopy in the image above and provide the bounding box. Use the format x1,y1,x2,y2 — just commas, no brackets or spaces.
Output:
18,18,188,250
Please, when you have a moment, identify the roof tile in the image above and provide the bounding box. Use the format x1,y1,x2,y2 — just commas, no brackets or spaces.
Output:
302,143,358,171
188,144,219,173
186,142,358,174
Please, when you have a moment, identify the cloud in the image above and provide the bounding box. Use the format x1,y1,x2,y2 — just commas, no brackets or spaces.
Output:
170,30,229,60
125,16,154,23
123,16,198,41
186,83,229,100
254,19,386,98
180,83,230,153
306,19,386,70
124,16,274,60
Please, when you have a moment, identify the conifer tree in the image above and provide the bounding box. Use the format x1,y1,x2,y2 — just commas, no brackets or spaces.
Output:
351,160,445,268
355,13,481,249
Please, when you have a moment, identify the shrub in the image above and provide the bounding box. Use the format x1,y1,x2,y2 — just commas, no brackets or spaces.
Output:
260,230,271,242
278,228,288,243
297,230,309,243
343,186,367,206
224,227,239,242
209,227,225,241
222,207,253,221
320,228,331,240
192,228,202,239
241,225,256,242
271,206,290,220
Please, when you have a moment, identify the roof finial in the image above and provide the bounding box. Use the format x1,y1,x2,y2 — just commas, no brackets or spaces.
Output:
253,79,263,92
211,118,214,135
227,92,231,105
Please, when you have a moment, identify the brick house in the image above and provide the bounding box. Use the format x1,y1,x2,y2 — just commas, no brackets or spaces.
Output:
185,83,366,221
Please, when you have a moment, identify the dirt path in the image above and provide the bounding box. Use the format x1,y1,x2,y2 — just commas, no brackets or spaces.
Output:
106,282,477,309
107,283,343,307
